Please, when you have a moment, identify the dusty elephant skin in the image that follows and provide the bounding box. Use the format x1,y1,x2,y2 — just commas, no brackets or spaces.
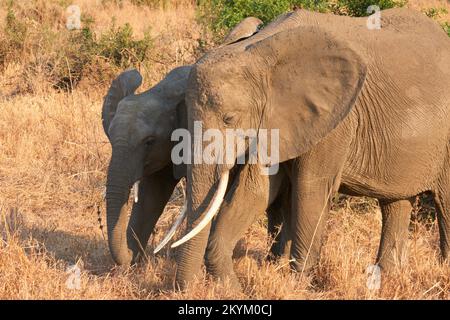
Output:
101,17,271,266
175,8,450,289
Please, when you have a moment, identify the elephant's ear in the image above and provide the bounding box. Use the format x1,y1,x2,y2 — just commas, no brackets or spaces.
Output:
173,101,187,180
248,26,367,162
102,69,142,138
153,66,191,180
153,65,192,101
223,17,263,45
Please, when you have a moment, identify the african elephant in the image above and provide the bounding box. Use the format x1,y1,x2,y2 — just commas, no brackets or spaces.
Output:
102,17,273,266
171,8,450,288
102,65,190,265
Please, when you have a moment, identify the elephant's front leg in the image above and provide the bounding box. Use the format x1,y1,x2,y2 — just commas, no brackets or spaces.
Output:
205,165,269,289
127,165,178,262
205,199,264,289
376,199,412,270
288,150,346,274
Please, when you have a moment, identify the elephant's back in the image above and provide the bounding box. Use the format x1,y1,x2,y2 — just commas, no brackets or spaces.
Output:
336,9,450,198
252,8,445,40
362,17,450,106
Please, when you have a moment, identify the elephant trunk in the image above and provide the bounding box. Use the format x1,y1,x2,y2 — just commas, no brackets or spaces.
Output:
175,164,227,288
106,146,135,265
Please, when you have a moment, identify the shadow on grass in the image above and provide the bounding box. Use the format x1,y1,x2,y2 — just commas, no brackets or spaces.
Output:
0,206,180,294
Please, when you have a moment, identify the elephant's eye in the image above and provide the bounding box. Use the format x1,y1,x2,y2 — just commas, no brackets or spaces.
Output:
144,137,155,148
223,113,236,126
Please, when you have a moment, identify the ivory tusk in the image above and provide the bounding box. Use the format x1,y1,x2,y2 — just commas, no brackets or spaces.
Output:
171,171,229,249
153,202,187,254
133,181,140,203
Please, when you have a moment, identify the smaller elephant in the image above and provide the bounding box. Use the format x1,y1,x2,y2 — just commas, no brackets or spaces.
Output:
102,65,190,265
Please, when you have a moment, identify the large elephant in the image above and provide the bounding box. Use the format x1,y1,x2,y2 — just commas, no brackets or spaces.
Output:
102,17,274,265
171,8,450,288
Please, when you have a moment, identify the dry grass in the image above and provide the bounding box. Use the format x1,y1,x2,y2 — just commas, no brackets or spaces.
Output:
0,0,449,300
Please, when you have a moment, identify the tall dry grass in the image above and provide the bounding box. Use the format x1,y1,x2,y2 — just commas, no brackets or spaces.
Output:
0,0,449,299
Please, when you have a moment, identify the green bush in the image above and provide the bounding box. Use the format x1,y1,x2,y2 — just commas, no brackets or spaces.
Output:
97,22,153,69
443,22,450,37
197,0,406,37
197,0,329,34
49,26,98,90
422,7,450,38
336,0,406,17
49,22,152,90
422,7,448,19
40,20,152,90
5,4,27,50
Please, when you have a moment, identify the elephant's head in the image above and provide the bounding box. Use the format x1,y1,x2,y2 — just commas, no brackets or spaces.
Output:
102,65,191,265
173,25,367,286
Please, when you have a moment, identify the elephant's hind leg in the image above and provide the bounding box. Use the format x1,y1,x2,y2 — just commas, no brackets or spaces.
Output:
376,199,412,271
267,194,291,261
433,170,450,261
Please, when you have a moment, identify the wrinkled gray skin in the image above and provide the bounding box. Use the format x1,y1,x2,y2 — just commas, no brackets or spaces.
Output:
102,17,278,266
175,8,450,288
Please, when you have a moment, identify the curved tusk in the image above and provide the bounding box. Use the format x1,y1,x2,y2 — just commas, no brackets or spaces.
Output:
153,202,187,254
133,181,140,203
171,171,229,249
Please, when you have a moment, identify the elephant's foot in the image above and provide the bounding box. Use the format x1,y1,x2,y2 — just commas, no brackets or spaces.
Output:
267,238,291,262
214,273,242,291
205,240,243,291
205,262,242,291
377,248,408,273
288,257,321,290
289,254,319,276
440,248,449,263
